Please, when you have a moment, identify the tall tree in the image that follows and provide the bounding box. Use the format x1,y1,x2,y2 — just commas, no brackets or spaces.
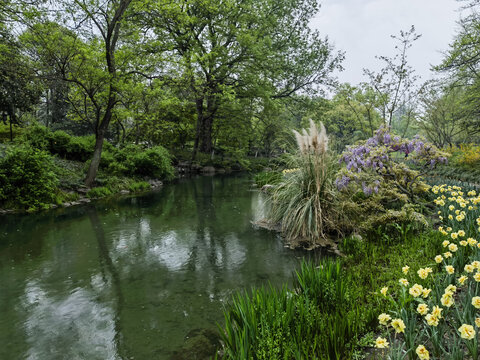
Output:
0,27,40,140
436,1,480,136
23,0,135,186
363,25,421,131
143,0,343,159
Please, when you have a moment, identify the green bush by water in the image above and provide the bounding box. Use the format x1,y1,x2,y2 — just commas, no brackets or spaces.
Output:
87,186,113,198
0,145,59,210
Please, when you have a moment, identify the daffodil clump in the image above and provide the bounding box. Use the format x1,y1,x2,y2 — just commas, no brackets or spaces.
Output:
375,184,480,359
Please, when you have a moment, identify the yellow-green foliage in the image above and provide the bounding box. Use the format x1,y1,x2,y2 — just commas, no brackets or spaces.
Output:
454,144,480,167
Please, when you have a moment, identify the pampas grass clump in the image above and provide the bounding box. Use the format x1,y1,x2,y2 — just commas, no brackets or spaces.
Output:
269,120,341,247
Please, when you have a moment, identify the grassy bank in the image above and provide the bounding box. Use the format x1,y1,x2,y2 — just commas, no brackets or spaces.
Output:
218,181,480,359
217,230,444,359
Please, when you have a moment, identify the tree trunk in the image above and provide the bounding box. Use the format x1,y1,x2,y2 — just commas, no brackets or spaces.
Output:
199,115,213,153
192,97,204,161
199,94,216,154
85,129,105,187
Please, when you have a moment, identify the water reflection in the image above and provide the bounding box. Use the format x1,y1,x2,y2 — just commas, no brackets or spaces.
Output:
0,175,303,359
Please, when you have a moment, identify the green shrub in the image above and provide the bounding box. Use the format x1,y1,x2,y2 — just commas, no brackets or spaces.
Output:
0,145,59,210
128,181,151,192
19,124,51,150
20,125,96,162
115,144,174,180
86,186,113,198
220,259,374,360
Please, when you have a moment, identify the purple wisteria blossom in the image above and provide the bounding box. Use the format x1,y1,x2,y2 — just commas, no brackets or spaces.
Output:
336,126,449,197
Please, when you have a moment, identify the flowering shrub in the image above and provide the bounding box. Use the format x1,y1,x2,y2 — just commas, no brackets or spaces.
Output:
454,144,480,168
376,184,480,359
336,127,449,233
337,126,448,199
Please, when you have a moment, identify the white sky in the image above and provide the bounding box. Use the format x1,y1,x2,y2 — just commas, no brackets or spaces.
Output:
311,0,463,85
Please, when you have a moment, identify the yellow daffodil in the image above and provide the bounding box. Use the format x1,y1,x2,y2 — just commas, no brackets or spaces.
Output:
444,251,453,258
426,313,439,326
465,264,475,273
399,278,409,287
422,288,432,298
441,293,454,307
460,240,468,246
417,268,432,279
375,337,389,349
378,313,391,326
417,303,429,315
476,318,480,327
380,287,388,296
402,265,410,274
442,240,450,247
448,243,458,252
409,284,424,297
458,230,466,237
472,297,480,309
458,275,468,285
445,265,455,274
445,285,457,294
391,318,405,333
416,345,430,360
468,238,477,246
435,255,443,263
459,324,476,340
451,232,458,239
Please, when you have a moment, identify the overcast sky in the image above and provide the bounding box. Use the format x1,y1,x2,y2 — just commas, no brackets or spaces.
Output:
311,0,462,85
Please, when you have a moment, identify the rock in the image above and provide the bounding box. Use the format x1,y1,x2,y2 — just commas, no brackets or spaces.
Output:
77,187,89,195
78,198,91,204
120,190,130,195
170,328,221,360
201,166,215,173
70,201,81,206
261,184,275,192
148,179,162,188
63,202,72,207
191,163,202,172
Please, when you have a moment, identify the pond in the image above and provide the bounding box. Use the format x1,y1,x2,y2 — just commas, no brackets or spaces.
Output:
0,174,308,360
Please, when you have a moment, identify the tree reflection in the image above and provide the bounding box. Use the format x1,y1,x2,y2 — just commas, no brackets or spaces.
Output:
88,206,128,359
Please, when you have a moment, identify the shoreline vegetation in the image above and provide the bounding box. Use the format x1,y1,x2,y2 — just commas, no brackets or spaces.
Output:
0,124,269,214
214,125,480,359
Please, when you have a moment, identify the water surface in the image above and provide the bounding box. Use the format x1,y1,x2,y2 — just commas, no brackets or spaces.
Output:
0,175,305,359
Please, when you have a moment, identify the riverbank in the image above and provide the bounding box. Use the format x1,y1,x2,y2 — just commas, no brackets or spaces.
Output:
0,125,271,214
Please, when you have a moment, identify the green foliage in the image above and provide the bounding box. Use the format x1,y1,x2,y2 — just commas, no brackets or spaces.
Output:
220,259,375,360
86,186,113,198
20,125,95,161
112,144,174,180
128,181,151,192
254,171,282,187
0,145,59,210
19,125,175,182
